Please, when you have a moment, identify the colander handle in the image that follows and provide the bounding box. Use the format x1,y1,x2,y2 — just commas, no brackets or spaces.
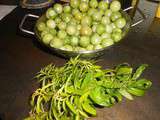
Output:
123,6,146,27
19,14,39,35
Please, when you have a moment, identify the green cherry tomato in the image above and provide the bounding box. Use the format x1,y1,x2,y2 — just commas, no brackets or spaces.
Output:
53,3,63,14
94,44,102,50
54,17,61,24
101,16,111,25
79,36,90,47
115,18,126,28
92,11,102,21
62,13,72,23
105,9,112,17
101,33,111,39
75,12,83,21
81,16,92,26
49,28,57,36
91,33,101,45
70,0,80,8
70,36,79,46
98,1,108,10
66,24,77,35
89,0,98,8
105,24,113,33
80,25,92,36
110,0,121,12
79,2,89,12
112,28,122,34
42,33,53,45
46,19,56,29
57,30,67,39
72,9,80,16
96,24,105,35
46,8,57,19
63,36,71,45
87,8,96,16
37,22,46,32
63,5,71,13
50,37,63,48
101,38,114,47
58,21,67,30
86,44,94,50
111,11,122,21
63,45,73,51
111,32,122,42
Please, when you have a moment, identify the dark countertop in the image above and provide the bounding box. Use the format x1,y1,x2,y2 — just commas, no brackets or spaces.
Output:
0,1,160,120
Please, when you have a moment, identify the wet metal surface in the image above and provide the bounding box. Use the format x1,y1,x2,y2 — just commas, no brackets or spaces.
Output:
0,1,160,120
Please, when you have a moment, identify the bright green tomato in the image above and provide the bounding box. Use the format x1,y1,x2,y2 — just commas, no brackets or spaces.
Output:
112,28,122,34
66,24,77,35
42,33,53,45
79,2,89,12
62,13,72,23
92,11,102,21
63,45,73,51
87,8,96,16
72,9,80,16
99,9,104,16
54,17,61,24
58,21,66,30
111,11,122,21
50,37,63,48
89,0,98,8
41,30,48,38
77,24,81,30
111,32,122,42
70,0,80,8
101,16,111,25
94,44,102,50
46,19,56,29
49,28,57,36
63,5,71,13
78,47,86,51
79,36,90,47
101,38,114,47
105,24,113,33
115,18,126,28
81,16,92,26
111,23,116,29
74,12,82,21
91,33,101,45
37,22,46,31
86,44,94,50
96,24,105,35
98,1,108,10
81,0,89,2
57,30,67,39
110,0,121,12
92,24,97,32
80,25,92,36
105,9,112,17
53,3,63,14
64,36,71,45
46,8,57,19
70,36,79,46
69,18,78,25
101,33,111,39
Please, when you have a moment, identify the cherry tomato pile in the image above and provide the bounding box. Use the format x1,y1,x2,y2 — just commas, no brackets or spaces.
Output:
37,0,127,51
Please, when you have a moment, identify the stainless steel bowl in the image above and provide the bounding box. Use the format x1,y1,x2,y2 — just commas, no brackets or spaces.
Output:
19,6,145,58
